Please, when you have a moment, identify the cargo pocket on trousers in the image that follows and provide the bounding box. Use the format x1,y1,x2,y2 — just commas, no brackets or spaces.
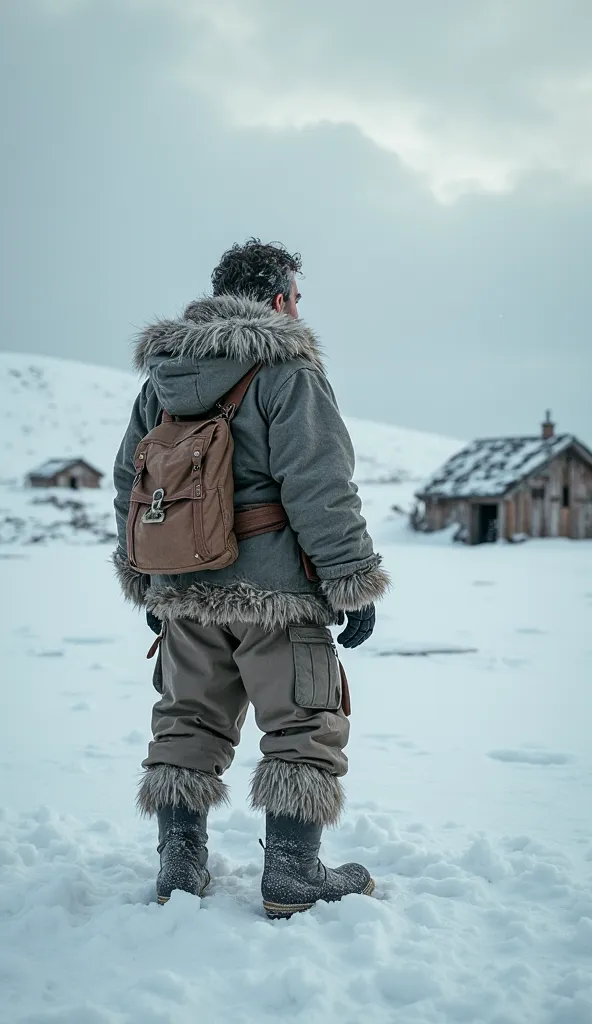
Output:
288,625,342,711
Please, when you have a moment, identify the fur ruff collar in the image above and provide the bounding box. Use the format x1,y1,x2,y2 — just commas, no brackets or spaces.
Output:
133,294,325,373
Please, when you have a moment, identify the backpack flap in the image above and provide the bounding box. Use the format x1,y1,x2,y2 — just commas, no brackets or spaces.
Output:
127,414,238,574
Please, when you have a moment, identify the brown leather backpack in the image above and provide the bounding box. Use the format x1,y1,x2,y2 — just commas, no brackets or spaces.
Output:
126,364,287,574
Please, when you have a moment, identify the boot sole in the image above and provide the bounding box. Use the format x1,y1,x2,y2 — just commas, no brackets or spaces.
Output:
157,870,211,905
263,876,375,920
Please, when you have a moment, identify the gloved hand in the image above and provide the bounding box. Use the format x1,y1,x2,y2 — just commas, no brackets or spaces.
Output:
146,609,162,635
337,605,375,649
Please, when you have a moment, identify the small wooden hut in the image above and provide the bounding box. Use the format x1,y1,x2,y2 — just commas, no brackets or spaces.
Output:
27,458,103,490
415,414,592,543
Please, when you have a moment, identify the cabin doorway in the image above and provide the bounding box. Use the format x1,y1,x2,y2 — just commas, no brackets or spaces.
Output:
477,504,498,543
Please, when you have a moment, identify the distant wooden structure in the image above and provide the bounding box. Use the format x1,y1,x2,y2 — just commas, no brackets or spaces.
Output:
27,458,103,490
415,414,592,543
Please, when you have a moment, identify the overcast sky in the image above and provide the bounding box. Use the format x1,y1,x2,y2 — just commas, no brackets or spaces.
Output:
1,0,591,441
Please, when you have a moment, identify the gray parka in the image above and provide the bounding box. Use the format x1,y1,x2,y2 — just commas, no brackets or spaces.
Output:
113,294,389,628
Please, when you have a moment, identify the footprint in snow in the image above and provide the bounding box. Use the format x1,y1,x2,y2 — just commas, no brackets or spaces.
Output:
83,745,112,760
70,701,92,712
63,636,115,645
122,730,145,745
487,749,574,766
501,657,530,669
376,643,477,657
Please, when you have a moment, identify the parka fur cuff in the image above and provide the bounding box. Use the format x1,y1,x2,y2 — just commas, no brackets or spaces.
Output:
318,556,391,612
137,764,230,817
112,548,150,608
250,759,345,827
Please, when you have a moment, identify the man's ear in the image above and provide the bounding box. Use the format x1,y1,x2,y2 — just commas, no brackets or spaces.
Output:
272,293,285,313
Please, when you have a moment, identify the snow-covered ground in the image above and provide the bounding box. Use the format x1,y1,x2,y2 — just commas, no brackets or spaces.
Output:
3,522,592,1022
2,353,592,1023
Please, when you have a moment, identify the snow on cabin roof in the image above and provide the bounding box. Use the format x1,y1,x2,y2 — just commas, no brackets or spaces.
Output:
417,434,576,499
27,458,103,479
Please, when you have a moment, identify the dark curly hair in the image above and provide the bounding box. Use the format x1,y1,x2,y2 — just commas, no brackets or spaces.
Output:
211,238,302,304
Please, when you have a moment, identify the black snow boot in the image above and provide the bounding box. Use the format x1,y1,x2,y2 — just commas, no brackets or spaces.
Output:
261,812,374,919
156,805,211,905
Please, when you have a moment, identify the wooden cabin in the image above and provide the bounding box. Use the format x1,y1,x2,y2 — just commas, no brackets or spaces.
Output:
415,414,592,543
27,458,103,490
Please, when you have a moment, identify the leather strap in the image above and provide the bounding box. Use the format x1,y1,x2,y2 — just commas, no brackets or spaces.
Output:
146,634,162,660
301,550,319,582
219,364,263,419
234,503,288,541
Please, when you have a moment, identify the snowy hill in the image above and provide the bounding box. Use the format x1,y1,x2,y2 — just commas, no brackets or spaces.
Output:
0,351,460,487
0,352,139,484
0,352,461,543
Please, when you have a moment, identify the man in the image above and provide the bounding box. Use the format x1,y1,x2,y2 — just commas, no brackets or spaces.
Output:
113,239,389,918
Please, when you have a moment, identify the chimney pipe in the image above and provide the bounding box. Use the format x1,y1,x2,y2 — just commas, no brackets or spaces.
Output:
542,410,555,440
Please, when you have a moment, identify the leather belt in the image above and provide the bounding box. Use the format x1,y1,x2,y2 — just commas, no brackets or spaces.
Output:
233,503,319,582
234,503,289,541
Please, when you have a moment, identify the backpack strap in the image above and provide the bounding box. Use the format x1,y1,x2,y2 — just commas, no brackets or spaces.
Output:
218,363,263,420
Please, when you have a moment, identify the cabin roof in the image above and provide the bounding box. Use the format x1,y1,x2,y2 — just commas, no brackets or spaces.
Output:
416,434,591,500
27,458,103,480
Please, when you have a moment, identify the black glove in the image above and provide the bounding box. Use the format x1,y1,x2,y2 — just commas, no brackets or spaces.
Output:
337,604,375,649
146,609,162,635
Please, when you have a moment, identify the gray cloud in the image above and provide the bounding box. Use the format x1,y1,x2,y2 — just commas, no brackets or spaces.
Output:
157,0,592,199
34,0,592,198
1,0,591,444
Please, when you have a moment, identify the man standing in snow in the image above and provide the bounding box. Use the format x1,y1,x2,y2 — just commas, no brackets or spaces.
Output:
113,239,389,917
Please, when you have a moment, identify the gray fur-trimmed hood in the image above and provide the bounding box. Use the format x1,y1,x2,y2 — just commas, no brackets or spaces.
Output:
133,294,325,375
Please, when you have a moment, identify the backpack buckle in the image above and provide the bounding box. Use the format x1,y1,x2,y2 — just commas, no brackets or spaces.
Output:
216,401,235,421
142,488,166,524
